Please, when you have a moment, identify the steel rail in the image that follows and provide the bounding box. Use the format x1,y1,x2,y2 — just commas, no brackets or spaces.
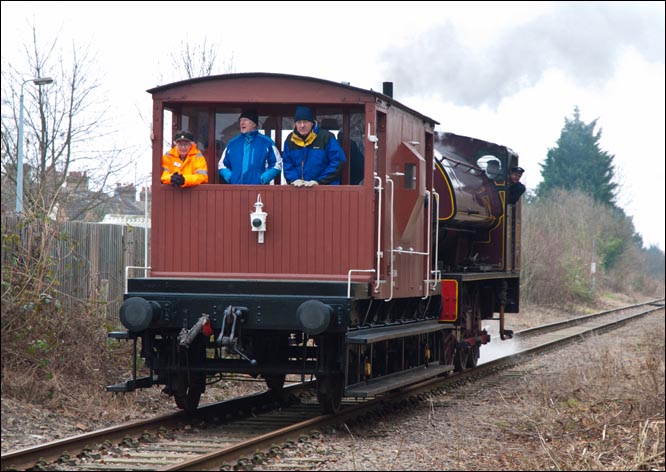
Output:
163,302,665,471
2,300,662,471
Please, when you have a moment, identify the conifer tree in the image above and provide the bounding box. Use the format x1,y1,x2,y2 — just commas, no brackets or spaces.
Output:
537,106,618,207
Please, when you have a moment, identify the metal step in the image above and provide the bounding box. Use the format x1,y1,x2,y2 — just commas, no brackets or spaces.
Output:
346,320,454,345
344,361,453,397
106,376,154,392
108,330,132,339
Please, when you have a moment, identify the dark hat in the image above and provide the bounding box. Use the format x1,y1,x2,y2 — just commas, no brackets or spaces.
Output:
294,106,315,123
510,166,525,174
239,109,259,125
174,130,194,142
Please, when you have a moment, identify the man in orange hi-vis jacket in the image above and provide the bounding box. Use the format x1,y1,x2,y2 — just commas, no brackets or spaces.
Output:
160,130,208,188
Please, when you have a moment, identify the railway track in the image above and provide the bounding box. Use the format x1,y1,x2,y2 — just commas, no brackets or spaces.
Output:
2,298,663,471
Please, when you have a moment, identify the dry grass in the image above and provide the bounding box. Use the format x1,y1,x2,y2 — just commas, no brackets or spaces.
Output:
496,323,665,471
303,310,665,471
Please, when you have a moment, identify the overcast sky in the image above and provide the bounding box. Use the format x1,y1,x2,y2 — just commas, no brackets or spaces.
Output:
2,1,664,250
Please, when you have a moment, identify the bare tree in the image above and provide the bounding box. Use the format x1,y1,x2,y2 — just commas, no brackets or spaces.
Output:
149,38,234,152
1,25,128,220
178,37,216,79
163,38,235,81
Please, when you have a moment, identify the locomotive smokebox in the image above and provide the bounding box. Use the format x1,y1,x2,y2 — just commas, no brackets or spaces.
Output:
120,297,160,332
296,300,333,335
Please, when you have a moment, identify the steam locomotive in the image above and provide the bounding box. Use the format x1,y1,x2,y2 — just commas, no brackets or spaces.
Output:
107,73,521,413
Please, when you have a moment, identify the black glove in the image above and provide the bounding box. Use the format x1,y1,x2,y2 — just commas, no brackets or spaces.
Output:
170,173,185,187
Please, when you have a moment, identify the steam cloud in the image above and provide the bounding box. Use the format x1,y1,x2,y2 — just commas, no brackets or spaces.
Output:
381,3,665,108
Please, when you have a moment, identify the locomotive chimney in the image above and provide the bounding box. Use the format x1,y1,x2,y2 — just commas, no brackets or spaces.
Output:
382,81,393,98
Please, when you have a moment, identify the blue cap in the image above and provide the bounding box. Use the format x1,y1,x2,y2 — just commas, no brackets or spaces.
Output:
510,166,525,174
294,106,314,122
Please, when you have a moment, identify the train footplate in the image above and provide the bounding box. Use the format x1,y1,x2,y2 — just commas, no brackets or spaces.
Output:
345,362,453,397
106,376,154,392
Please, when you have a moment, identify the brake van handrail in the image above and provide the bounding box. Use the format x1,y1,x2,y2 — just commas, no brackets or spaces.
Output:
124,265,151,293
385,175,395,302
374,173,383,293
431,189,441,289
347,269,377,298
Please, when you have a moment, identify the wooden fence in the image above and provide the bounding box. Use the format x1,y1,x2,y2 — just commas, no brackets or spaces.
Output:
1,215,149,324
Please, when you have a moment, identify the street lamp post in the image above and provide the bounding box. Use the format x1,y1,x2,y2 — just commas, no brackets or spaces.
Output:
16,76,54,214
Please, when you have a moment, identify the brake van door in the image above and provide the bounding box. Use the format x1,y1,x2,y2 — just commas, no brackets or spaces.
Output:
385,141,428,299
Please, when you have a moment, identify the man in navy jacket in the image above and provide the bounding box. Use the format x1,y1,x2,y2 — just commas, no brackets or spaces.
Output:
282,106,346,187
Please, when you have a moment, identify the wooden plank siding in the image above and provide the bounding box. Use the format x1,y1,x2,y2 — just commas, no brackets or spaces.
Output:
150,184,375,282
2,215,148,322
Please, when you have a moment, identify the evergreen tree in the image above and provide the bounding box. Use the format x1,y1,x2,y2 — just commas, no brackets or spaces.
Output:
537,107,618,207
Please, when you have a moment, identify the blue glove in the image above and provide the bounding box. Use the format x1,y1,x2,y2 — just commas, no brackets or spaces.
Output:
220,168,232,184
261,169,279,184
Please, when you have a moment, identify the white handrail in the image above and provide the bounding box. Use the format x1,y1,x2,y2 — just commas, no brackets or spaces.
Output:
422,189,432,299
385,176,395,302
125,265,151,293
393,248,429,255
373,174,383,293
431,189,441,289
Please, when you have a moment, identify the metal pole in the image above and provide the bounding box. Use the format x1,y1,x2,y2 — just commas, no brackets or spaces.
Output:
16,80,28,213
16,77,53,214
144,184,149,277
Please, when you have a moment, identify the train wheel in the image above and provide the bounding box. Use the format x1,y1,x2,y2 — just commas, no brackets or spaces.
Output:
264,374,286,392
466,345,479,368
173,373,205,414
316,334,345,413
453,345,469,372
258,335,288,394
441,331,457,370
457,284,481,370
316,373,344,414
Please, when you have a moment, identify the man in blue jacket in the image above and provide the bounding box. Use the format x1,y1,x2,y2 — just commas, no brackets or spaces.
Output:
282,106,346,186
218,109,282,184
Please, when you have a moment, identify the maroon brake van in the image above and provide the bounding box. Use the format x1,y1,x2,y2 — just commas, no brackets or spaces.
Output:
108,73,522,414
